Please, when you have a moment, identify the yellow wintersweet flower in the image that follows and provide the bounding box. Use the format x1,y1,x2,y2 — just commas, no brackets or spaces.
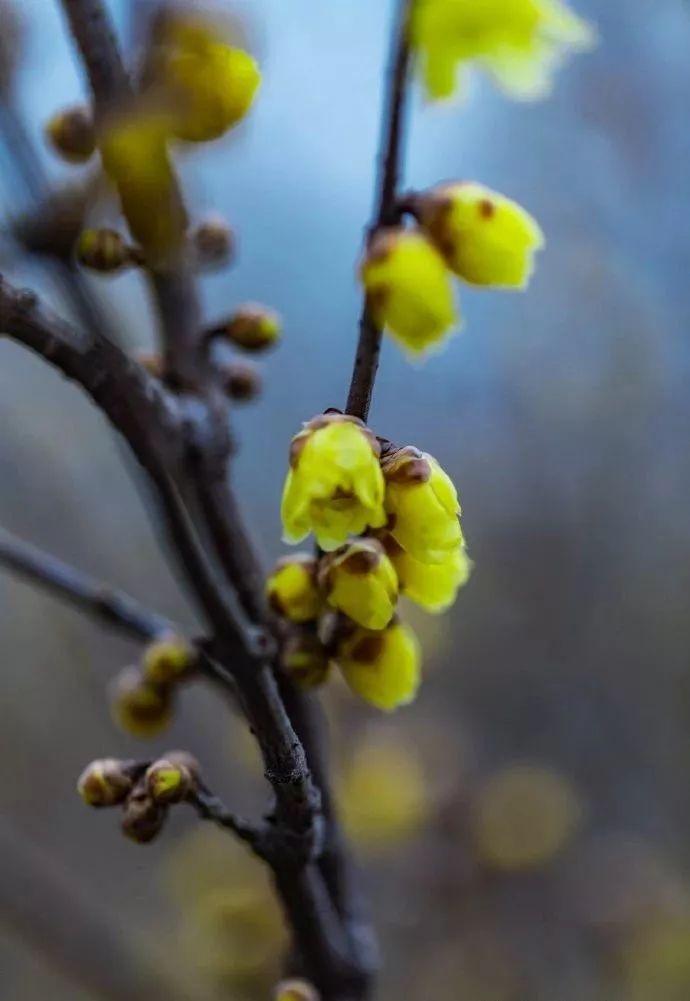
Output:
382,446,462,564
163,41,260,143
281,413,386,551
319,537,398,630
384,534,472,612
360,228,458,355
266,554,320,623
417,182,544,288
410,0,595,101
336,619,421,711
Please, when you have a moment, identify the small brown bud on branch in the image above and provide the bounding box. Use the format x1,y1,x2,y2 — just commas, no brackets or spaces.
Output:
145,756,196,804
45,106,96,164
121,785,167,844
77,757,136,807
206,303,281,352
76,228,143,273
221,359,262,402
192,215,234,269
274,979,320,1001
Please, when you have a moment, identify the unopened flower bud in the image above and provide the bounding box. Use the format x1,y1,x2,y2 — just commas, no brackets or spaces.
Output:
416,182,544,288
210,303,281,352
319,538,398,630
382,446,463,565
76,228,138,273
121,787,167,844
162,749,200,779
45,105,96,164
282,633,330,690
266,554,320,623
274,979,320,1001
193,215,234,268
221,359,262,402
335,619,421,711
360,227,458,355
142,634,195,685
145,757,195,804
77,757,134,807
110,666,173,738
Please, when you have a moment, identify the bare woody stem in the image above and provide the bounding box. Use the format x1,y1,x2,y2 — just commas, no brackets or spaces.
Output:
345,0,413,422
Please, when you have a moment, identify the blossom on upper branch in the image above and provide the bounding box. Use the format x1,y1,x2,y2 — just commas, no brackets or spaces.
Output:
360,228,458,356
410,0,595,101
416,181,544,288
280,414,386,551
382,446,463,564
335,619,421,711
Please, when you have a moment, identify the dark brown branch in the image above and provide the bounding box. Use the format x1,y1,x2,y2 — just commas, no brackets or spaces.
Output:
59,0,131,106
345,0,412,422
0,818,189,1001
0,527,171,641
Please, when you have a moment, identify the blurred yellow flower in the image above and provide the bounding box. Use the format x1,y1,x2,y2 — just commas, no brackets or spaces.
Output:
385,533,472,612
281,413,386,551
336,619,421,711
320,537,398,630
473,762,584,870
382,446,463,564
360,228,458,355
266,554,321,623
410,0,595,101
143,633,194,684
418,181,544,287
339,733,429,848
163,41,260,143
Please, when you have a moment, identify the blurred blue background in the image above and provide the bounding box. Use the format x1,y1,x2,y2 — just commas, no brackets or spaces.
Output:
1,1,690,999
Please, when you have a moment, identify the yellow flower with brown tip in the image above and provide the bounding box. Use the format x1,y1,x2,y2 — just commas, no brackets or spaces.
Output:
281,413,386,551
266,554,320,623
110,666,173,738
417,182,544,288
382,446,463,564
410,0,595,101
383,534,472,612
335,619,421,711
360,228,458,355
77,758,134,807
319,537,398,630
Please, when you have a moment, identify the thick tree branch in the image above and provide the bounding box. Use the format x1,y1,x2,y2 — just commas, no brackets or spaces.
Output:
345,0,412,422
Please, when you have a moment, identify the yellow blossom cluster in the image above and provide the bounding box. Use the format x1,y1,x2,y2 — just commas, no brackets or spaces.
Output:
272,413,471,711
360,182,544,356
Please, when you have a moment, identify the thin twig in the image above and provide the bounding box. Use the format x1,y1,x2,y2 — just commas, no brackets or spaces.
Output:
0,527,171,641
345,0,412,422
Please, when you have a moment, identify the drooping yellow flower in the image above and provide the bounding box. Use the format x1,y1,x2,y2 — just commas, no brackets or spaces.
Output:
410,0,595,101
383,534,472,612
164,42,260,142
360,228,458,355
151,14,260,143
336,620,421,711
382,446,462,564
417,182,544,288
281,413,386,551
266,554,321,623
319,537,398,630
